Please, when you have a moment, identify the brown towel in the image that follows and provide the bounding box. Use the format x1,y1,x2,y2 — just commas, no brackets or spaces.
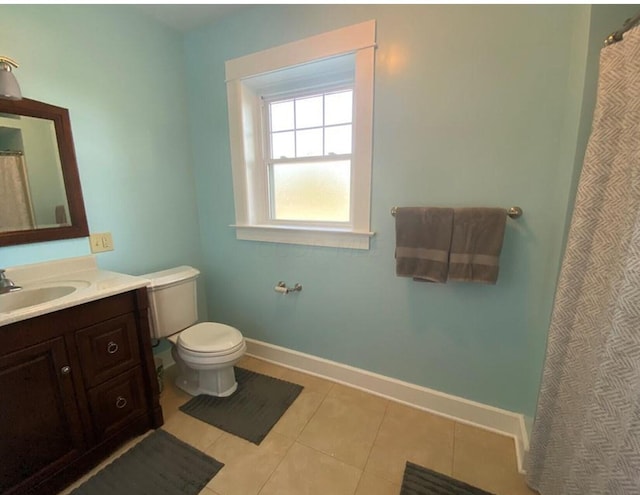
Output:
395,207,454,283
447,208,507,284
55,204,68,225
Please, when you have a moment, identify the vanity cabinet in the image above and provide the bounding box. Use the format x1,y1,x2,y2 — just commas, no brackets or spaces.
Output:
0,288,163,495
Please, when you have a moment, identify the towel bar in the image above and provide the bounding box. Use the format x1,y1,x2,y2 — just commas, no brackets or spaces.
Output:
390,206,523,219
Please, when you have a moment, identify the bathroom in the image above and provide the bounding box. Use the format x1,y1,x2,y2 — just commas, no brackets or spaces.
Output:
1,4,639,495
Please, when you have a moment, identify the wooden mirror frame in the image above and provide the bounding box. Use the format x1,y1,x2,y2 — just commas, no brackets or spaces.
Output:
0,98,89,247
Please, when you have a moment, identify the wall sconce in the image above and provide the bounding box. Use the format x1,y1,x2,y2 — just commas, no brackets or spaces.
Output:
0,56,22,100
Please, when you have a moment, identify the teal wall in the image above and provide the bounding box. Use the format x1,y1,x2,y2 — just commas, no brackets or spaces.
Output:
0,5,203,275
1,4,637,419
184,4,593,417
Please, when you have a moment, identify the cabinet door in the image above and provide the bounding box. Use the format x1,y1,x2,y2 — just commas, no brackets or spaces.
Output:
0,337,84,493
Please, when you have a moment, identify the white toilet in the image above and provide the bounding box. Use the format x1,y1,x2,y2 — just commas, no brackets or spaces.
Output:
144,266,246,397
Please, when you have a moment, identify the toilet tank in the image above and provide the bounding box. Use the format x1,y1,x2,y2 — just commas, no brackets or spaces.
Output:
144,266,200,339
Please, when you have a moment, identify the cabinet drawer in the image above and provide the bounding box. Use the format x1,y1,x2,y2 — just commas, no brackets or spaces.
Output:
75,313,140,387
88,367,146,440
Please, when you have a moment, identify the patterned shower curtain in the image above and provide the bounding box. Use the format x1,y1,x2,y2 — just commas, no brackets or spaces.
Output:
526,24,640,494
0,154,34,231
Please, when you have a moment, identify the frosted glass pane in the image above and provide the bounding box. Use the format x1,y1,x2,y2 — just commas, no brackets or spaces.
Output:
295,96,323,129
270,100,294,132
296,128,323,157
325,91,352,125
271,131,295,159
325,125,352,155
272,160,351,222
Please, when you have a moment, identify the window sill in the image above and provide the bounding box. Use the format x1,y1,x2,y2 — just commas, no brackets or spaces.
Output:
231,224,375,250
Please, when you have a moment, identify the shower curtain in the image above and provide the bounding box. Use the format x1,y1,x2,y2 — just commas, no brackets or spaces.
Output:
526,24,640,495
0,154,34,231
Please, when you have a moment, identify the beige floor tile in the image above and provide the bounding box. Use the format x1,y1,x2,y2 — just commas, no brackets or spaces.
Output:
279,368,334,395
239,356,288,378
354,470,400,495
453,423,537,495
298,393,386,469
365,402,455,485
272,389,326,438
259,442,362,495
162,411,225,451
205,432,294,495
327,383,389,415
159,386,191,421
58,362,534,495
200,488,223,495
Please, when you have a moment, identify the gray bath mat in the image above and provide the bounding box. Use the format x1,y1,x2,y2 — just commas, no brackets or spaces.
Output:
179,367,303,444
401,461,495,495
70,429,223,495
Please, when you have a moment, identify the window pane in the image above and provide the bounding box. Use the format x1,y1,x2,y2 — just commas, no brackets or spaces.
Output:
272,160,351,222
295,96,323,129
325,90,352,125
325,125,352,155
271,131,295,159
296,128,323,157
270,100,294,132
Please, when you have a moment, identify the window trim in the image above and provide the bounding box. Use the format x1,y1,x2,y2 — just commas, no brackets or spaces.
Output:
226,20,376,250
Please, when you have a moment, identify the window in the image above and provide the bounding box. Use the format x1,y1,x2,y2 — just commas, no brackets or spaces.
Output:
266,88,353,223
225,20,376,249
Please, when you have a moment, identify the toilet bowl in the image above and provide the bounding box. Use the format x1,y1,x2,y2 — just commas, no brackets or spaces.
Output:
144,266,246,397
168,322,246,396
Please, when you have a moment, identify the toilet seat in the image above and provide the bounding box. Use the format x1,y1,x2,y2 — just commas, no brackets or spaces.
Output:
177,322,244,355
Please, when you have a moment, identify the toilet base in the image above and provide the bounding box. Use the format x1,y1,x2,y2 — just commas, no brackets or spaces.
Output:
174,366,238,397
171,344,241,397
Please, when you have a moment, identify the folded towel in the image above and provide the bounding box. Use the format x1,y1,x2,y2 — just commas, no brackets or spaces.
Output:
395,207,454,283
447,208,507,284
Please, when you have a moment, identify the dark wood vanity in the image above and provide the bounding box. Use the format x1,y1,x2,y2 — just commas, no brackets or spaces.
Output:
0,288,163,495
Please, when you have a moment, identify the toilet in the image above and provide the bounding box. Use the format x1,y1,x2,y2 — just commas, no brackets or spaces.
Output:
144,266,246,397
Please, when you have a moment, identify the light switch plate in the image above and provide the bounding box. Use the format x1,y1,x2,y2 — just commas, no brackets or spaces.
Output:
89,232,114,253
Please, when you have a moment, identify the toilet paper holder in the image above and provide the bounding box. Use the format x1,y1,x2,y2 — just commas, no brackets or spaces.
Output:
274,281,302,294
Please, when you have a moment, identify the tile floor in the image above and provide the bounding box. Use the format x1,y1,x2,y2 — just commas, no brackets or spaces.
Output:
61,356,538,495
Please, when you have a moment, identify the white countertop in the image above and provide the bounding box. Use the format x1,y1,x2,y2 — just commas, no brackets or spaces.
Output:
1,256,149,327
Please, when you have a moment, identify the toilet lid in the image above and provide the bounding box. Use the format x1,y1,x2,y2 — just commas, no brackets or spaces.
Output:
178,322,244,354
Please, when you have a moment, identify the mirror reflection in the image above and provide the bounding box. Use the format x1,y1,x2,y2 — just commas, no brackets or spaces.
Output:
0,97,88,247
0,113,70,232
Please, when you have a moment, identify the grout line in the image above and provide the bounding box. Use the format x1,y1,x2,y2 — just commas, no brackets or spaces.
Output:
299,384,332,433
256,366,333,494
254,436,297,495
363,399,390,467
258,356,390,476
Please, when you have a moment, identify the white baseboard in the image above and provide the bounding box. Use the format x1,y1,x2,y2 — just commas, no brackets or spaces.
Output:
245,338,529,474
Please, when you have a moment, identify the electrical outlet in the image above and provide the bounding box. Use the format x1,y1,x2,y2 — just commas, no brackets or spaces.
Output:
89,232,114,253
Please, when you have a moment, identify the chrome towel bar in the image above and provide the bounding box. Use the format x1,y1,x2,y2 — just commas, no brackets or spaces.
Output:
390,206,523,219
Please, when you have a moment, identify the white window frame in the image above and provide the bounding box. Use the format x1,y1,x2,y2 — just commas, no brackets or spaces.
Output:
225,20,376,250
263,85,354,226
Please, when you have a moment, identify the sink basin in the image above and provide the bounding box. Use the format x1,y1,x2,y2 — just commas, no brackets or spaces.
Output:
0,281,90,313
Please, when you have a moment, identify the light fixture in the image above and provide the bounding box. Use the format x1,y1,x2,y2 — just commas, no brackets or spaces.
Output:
0,56,22,100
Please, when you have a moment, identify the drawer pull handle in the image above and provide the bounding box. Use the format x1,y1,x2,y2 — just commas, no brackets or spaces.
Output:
61,365,71,375
107,341,119,354
115,396,127,409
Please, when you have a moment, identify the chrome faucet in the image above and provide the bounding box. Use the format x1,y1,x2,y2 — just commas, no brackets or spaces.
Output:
0,269,21,294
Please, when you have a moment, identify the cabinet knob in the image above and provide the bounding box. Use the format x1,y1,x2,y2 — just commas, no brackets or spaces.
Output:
60,365,71,375
106,341,119,354
115,396,128,409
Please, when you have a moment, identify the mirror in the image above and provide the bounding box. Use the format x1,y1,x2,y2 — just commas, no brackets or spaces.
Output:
0,98,88,246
